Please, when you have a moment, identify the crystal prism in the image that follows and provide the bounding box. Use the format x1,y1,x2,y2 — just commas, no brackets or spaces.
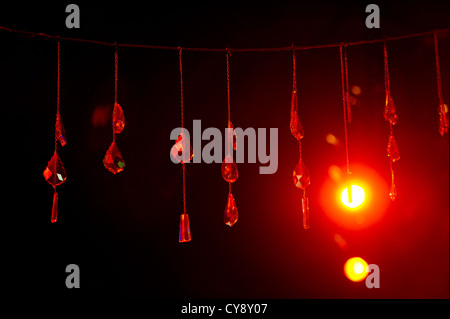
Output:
221,155,238,183
112,102,125,134
290,90,304,140
171,131,193,164
43,151,67,187
293,159,310,189
389,182,397,201
384,94,398,125
179,213,191,243
224,192,238,227
439,103,449,136
103,141,126,174
56,112,67,146
302,193,310,229
387,134,400,162
51,191,58,223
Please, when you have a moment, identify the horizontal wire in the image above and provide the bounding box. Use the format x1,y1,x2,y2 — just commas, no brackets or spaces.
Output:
0,25,448,52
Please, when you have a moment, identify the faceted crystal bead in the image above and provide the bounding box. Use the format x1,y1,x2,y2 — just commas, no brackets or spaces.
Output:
290,90,304,140
387,134,400,162
171,132,193,164
51,191,58,223
221,155,238,183
103,141,126,174
112,102,125,134
179,213,191,243
384,94,398,125
302,193,310,229
293,159,310,189
43,151,67,187
224,192,238,227
439,103,449,136
389,182,397,202
56,112,67,146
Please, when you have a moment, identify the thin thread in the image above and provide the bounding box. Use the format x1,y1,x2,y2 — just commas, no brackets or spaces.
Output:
292,45,297,92
383,42,391,95
178,47,186,214
340,45,350,174
226,49,231,125
1,25,447,52
55,38,60,151
434,32,444,107
343,44,351,124
114,43,118,104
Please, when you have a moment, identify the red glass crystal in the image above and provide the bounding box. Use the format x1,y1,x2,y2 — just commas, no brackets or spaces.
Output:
293,159,310,189
179,213,191,243
112,102,125,134
221,155,238,183
387,134,400,162
103,141,126,174
384,94,398,125
43,151,67,187
56,112,67,146
171,132,193,164
439,103,449,136
51,191,58,223
224,192,238,227
290,90,304,140
302,193,310,229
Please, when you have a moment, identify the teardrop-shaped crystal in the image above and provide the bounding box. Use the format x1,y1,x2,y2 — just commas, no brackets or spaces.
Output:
224,192,238,227
179,213,191,243
51,191,58,223
302,193,310,230
387,134,400,162
389,182,397,201
43,151,67,187
103,141,126,174
293,159,310,189
171,131,194,164
290,90,304,140
439,103,449,136
56,112,67,146
222,155,238,183
112,102,125,134
384,94,398,125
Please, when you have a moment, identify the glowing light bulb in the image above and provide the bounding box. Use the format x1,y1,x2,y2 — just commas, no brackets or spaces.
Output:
341,185,365,209
344,257,369,282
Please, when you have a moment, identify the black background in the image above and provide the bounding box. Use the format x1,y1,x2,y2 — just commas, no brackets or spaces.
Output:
1,1,448,303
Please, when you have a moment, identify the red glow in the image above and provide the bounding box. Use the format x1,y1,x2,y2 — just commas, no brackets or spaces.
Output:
320,163,389,230
344,257,369,282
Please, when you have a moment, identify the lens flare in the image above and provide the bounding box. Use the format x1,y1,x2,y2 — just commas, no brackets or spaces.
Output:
341,185,365,209
344,257,369,282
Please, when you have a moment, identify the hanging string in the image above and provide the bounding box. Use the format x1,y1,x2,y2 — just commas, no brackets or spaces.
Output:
343,44,351,124
226,48,231,126
339,44,350,175
114,42,118,105
55,37,61,151
178,47,186,214
1,25,446,52
434,32,448,136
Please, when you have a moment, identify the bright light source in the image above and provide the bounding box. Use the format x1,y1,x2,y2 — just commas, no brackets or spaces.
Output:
344,257,369,282
341,185,365,209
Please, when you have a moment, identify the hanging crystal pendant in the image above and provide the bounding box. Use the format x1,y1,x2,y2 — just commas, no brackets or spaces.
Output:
179,213,191,242
290,90,304,140
224,192,238,227
387,134,400,162
293,159,310,189
56,112,67,146
51,191,58,223
103,141,126,174
222,155,238,183
43,151,67,187
171,132,194,164
112,102,125,134
384,94,398,125
389,181,397,201
439,103,449,136
302,192,310,229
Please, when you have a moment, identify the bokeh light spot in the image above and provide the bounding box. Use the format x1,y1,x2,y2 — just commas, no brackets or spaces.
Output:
341,185,365,209
344,257,369,282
